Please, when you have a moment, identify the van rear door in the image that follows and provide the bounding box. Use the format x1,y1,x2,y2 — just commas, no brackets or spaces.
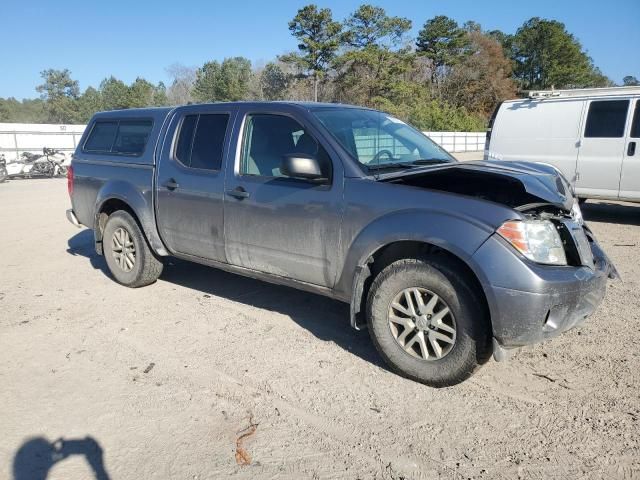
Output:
575,99,631,199
619,99,640,201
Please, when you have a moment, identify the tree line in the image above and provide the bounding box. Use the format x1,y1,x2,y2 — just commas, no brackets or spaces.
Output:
1,4,638,131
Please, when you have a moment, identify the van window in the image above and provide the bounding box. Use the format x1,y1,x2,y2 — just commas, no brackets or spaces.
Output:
631,103,640,138
584,100,629,138
174,114,229,170
112,120,153,155
84,119,153,155
84,121,118,152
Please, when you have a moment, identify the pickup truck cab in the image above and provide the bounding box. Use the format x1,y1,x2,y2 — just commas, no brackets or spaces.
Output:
67,102,616,386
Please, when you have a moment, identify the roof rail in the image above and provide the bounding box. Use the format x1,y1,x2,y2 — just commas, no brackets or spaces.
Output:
528,86,640,99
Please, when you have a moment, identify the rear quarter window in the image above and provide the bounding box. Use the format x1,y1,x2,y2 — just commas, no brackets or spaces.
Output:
83,121,118,152
83,119,153,156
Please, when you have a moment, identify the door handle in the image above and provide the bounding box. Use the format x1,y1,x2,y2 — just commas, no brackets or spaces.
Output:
628,141,637,157
163,179,179,190
226,186,250,200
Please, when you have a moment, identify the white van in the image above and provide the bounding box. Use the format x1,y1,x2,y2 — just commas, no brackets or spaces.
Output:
485,86,640,202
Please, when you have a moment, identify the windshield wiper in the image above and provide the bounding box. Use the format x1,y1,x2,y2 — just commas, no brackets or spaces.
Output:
366,158,451,173
366,162,417,171
410,158,451,165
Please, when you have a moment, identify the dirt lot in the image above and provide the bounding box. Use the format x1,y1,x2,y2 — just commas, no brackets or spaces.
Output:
0,177,638,480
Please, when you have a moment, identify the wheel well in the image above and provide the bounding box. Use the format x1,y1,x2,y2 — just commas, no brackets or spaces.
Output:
95,199,142,255
355,241,489,328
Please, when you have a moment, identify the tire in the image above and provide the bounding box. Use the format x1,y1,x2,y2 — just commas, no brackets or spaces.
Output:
102,210,163,287
366,256,491,387
0,167,7,183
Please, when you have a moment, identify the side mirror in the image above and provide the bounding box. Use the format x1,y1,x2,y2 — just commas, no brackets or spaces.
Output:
280,154,326,181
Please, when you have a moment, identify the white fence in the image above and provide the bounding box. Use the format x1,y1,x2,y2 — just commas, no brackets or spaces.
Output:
424,131,487,153
0,123,86,161
0,123,487,161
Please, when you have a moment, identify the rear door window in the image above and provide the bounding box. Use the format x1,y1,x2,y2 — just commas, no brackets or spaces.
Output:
584,100,630,138
174,114,229,170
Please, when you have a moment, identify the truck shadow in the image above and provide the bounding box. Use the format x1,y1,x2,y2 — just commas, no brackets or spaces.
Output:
67,230,387,371
582,201,640,226
13,436,110,480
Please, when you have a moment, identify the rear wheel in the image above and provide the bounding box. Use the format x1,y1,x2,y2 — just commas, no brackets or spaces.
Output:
103,211,163,287
366,256,491,387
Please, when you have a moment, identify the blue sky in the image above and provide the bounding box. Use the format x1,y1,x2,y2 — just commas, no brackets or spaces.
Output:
2,0,639,99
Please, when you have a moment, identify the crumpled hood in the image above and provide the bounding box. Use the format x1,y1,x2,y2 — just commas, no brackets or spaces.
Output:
381,160,575,211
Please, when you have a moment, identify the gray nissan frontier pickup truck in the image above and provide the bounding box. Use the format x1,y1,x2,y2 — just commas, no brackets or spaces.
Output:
66,102,617,386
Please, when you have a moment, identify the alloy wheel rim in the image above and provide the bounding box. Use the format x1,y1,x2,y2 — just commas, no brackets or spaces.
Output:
388,287,456,361
112,227,136,272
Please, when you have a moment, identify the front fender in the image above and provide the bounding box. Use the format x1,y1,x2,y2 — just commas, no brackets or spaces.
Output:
334,209,499,329
94,180,168,256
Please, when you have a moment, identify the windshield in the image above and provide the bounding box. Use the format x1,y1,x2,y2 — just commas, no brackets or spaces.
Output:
312,107,455,173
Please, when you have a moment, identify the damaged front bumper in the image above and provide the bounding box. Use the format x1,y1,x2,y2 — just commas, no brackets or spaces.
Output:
473,228,616,360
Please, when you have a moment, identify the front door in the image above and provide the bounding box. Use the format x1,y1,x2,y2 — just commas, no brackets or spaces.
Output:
223,109,344,287
156,106,235,261
575,99,630,199
619,99,640,201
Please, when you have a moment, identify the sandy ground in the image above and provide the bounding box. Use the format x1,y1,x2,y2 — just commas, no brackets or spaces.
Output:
0,176,638,480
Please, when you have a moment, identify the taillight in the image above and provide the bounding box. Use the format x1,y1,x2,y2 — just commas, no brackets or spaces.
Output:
67,165,74,197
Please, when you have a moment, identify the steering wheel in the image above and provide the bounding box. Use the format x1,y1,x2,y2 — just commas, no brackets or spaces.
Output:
370,149,395,164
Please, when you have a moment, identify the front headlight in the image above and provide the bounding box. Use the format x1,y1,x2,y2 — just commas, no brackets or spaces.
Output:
497,219,567,265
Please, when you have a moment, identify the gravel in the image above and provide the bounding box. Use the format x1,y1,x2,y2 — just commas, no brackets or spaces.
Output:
0,178,638,479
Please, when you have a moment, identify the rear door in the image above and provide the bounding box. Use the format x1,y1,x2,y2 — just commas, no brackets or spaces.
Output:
576,98,631,198
155,105,235,261
619,99,640,201
223,106,344,287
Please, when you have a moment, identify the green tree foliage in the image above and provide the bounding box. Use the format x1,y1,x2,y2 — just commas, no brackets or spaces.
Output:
0,98,47,123
511,18,609,89
100,77,131,110
416,16,468,79
623,76,639,86
193,57,252,102
376,94,486,132
335,5,413,106
260,63,291,100
342,4,411,49
36,69,80,123
76,87,104,123
282,5,342,101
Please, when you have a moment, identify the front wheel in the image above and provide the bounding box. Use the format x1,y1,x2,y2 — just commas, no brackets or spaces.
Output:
103,211,163,287
367,256,491,387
